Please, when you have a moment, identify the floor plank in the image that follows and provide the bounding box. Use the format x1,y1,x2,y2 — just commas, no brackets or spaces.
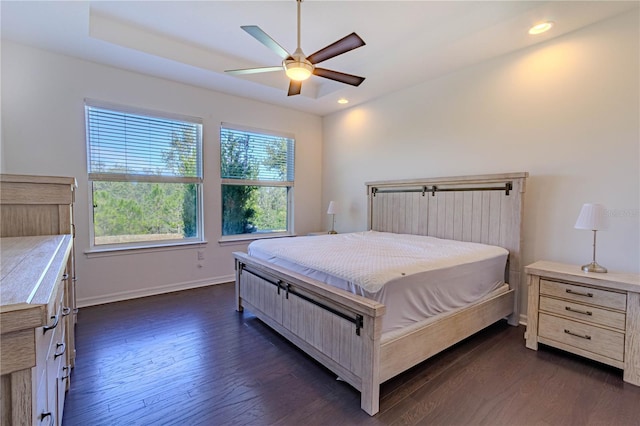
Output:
63,283,640,425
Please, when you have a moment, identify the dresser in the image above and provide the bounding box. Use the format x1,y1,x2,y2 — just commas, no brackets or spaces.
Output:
525,260,640,386
0,175,77,425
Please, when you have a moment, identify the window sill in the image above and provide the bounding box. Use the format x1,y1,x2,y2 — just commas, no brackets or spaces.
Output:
85,240,208,258
218,233,296,246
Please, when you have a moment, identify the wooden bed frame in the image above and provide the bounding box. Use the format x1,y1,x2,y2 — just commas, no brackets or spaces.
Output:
233,172,527,415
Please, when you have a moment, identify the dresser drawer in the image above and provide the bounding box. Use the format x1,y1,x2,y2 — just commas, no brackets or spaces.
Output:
46,326,66,426
36,283,65,373
0,329,35,374
539,296,626,330
540,279,626,311
538,313,624,362
35,371,50,426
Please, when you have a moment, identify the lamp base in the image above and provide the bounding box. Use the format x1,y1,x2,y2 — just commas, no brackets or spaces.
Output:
581,261,607,273
327,230,337,235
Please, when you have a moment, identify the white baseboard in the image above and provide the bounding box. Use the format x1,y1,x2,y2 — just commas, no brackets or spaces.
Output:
78,280,533,327
519,313,528,327
76,275,235,308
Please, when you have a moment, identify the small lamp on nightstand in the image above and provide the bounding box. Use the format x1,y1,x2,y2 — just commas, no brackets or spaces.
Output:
574,203,607,273
327,201,337,234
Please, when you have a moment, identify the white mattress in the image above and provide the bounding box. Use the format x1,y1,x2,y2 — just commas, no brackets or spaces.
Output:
248,231,508,334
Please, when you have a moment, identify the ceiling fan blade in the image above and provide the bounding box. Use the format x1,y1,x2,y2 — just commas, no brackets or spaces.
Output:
287,80,302,96
241,25,291,60
225,66,283,75
313,68,365,87
306,33,365,65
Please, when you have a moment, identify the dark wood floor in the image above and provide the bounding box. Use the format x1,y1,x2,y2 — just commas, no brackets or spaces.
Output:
63,283,640,426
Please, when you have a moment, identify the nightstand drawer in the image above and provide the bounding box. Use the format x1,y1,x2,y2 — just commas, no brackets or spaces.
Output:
540,279,626,311
539,296,626,330
538,313,624,362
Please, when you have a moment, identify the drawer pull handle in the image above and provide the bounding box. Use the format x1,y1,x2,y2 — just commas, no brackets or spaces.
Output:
62,306,72,317
62,273,69,281
566,289,593,297
43,314,59,333
62,365,71,380
40,411,54,426
565,306,593,316
54,342,66,358
564,329,591,340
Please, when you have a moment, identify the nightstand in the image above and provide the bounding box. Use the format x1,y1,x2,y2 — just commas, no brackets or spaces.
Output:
525,260,640,386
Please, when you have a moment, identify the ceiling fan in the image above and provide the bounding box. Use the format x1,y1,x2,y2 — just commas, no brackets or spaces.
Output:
225,0,366,96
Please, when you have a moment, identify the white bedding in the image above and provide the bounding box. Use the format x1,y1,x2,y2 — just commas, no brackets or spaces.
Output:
248,231,508,333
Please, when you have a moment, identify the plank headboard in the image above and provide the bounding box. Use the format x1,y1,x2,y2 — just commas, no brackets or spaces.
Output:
365,172,528,324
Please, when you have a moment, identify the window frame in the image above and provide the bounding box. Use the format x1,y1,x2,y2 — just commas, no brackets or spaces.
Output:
219,122,295,242
85,99,205,252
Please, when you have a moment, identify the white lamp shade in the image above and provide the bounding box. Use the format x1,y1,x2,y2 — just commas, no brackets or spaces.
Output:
574,203,606,230
327,201,337,215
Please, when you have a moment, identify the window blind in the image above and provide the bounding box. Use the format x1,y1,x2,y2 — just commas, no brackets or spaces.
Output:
86,106,203,182
220,126,294,183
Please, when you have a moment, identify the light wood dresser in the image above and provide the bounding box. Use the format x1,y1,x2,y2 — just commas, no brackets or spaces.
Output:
0,175,77,425
525,260,640,387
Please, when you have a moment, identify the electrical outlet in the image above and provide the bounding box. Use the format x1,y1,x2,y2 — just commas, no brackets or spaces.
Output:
197,250,205,261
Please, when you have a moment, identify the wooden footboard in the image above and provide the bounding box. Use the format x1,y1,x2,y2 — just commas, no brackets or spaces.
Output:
235,252,514,416
234,252,386,415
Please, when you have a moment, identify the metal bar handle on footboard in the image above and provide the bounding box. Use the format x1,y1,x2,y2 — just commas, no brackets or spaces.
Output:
241,264,284,294
240,263,364,336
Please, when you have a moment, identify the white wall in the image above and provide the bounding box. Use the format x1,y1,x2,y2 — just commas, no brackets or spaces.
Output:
3,10,638,316
1,41,323,306
322,11,640,318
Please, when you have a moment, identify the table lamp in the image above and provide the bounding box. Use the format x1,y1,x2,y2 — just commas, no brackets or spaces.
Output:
574,203,607,273
327,201,337,234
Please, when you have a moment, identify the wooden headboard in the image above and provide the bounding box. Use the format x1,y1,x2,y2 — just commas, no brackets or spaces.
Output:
366,172,528,323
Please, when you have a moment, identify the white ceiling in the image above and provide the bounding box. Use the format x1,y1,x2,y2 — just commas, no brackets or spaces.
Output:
2,1,637,116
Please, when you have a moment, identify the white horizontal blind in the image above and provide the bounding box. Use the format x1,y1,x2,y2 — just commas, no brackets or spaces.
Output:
220,125,294,183
86,105,203,182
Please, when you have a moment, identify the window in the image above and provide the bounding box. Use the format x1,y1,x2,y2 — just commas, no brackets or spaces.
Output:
220,123,295,238
86,101,203,249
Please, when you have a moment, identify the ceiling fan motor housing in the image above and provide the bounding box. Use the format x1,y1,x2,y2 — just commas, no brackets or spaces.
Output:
283,48,314,81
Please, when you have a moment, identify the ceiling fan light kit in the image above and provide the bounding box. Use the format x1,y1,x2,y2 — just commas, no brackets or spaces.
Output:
284,49,314,81
225,0,365,96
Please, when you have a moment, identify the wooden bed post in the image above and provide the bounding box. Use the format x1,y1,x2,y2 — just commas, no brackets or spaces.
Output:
235,258,243,312
360,314,383,415
507,175,527,326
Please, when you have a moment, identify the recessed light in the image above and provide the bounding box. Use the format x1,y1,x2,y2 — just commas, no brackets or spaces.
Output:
337,98,349,104
529,21,554,35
